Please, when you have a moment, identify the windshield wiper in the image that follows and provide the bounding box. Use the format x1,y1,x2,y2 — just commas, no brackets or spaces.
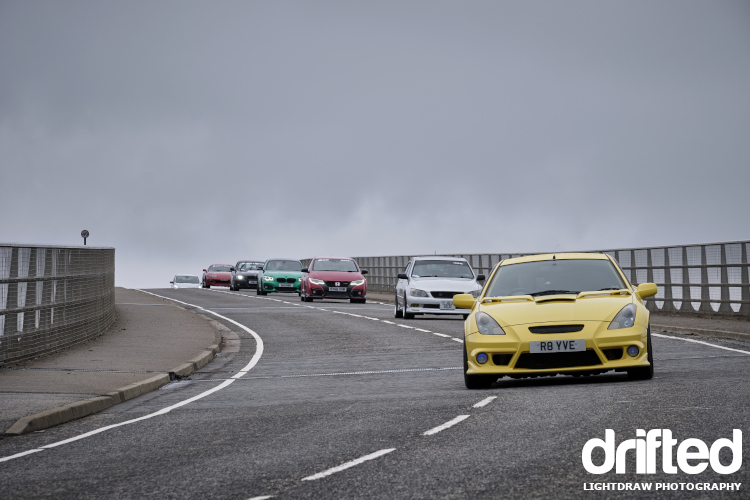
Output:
596,287,623,291
529,290,579,296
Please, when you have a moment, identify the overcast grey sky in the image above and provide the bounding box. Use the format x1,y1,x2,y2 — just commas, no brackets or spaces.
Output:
1,1,748,288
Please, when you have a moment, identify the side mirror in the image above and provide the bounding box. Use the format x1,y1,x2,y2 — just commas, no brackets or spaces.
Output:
170,281,174,284
477,274,485,281
397,273,408,280
361,269,368,275
453,294,476,310
203,269,207,272
637,283,658,298
230,267,235,272
301,267,309,273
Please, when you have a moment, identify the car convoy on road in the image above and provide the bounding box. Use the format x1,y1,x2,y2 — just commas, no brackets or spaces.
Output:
187,251,657,389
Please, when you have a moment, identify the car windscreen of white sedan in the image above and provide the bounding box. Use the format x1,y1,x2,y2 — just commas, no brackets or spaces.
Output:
395,257,484,320
171,275,201,288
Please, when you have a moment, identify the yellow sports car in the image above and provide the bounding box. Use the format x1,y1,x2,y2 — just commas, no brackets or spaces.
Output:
453,253,657,389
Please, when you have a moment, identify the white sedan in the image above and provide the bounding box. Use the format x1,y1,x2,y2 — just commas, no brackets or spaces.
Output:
170,275,201,289
395,256,484,319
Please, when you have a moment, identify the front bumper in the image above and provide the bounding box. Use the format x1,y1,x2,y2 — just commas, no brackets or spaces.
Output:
309,283,366,299
207,279,230,287
406,295,471,315
262,281,301,293
465,321,650,377
233,277,258,289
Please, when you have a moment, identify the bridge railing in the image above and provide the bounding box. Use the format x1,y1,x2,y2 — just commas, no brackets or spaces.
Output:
0,244,115,364
352,240,750,317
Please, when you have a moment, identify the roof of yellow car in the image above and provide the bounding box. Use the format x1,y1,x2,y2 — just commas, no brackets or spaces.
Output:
500,252,609,266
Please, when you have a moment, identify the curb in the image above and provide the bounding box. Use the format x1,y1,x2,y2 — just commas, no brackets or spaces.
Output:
4,313,226,436
652,323,750,344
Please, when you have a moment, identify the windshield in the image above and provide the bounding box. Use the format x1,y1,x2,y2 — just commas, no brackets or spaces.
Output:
237,262,263,271
485,259,626,297
265,260,302,272
175,276,200,284
312,258,359,272
411,260,474,279
208,265,232,272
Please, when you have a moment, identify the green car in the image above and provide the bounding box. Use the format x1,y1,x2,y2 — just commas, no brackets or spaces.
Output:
257,258,303,295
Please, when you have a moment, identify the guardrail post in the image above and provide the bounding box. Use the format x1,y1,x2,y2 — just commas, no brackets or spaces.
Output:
718,244,732,314
741,243,750,317
699,246,713,314
682,247,692,313
662,248,675,313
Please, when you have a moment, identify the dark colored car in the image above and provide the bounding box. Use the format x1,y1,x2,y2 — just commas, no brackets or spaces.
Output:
230,260,264,291
202,264,233,288
300,257,368,303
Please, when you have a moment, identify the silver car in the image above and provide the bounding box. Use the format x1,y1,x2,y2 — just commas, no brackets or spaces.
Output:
170,274,201,289
395,256,484,319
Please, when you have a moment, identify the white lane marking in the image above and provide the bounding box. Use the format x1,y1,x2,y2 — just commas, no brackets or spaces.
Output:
451,338,464,343
362,316,379,321
432,333,450,338
194,366,463,381
246,496,273,500
347,313,363,318
423,415,470,436
653,333,750,355
382,320,395,325
397,324,414,329
0,290,265,464
414,328,431,332
473,396,497,408
301,448,396,481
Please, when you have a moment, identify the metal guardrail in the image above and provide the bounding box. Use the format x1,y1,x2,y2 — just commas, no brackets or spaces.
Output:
0,244,115,364
352,240,750,317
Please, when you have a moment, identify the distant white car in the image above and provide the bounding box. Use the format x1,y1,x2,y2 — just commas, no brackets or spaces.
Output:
170,275,201,289
395,256,484,319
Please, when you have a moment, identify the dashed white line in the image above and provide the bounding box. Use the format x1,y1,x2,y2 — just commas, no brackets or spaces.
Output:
432,333,450,338
382,320,396,325
246,496,273,500
423,415,470,436
397,324,414,329
451,338,464,343
301,448,396,481
414,328,431,333
473,396,497,408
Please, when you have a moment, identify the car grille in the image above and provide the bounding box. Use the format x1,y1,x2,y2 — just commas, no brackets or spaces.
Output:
325,281,351,287
528,325,584,334
431,291,460,299
514,350,601,369
277,278,296,283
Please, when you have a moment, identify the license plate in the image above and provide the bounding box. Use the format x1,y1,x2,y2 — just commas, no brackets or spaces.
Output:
278,283,293,287
529,339,585,353
329,286,347,292
440,300,455,310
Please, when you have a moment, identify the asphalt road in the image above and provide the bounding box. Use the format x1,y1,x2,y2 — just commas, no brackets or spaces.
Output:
1,288,748,499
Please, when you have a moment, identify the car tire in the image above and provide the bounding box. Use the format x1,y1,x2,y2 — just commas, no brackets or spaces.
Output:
464,343,495,389
350,298,366,304
394,293,403,318
403,294,415,319
627,325,654,381
257,284,267,296
205,284,210,289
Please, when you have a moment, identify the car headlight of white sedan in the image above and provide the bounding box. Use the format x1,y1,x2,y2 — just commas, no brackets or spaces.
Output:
410,288,429,297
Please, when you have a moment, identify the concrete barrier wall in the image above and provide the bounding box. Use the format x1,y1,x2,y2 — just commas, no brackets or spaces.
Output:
0,244,115,364
350,240,750,317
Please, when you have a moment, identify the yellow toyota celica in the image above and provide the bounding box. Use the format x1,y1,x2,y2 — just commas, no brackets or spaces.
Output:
452,253,657,389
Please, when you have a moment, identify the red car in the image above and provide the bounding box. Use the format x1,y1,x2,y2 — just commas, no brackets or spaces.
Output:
202,264,233,288
300,257,368,303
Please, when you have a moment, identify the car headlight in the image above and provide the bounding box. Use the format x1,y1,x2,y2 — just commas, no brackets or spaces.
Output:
237,275,244,280
470,289,482,298
350,279,365,286
476,312,506,335
608,303,637,330
263,276,275,282
410,288,429,297
309,278,325,285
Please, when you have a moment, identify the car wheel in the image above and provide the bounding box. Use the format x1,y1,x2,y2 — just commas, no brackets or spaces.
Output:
394,293,403,318
464,343,495,389
403,293,415,319
205,284,210,289
257,284,266,296
627,325,654,381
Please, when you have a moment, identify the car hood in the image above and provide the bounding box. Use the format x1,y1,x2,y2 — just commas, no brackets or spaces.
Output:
479,293,633,327
410,277,481,292
207,271,231,277
237,270,261,276
309,271,363,281
263,270,302,278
